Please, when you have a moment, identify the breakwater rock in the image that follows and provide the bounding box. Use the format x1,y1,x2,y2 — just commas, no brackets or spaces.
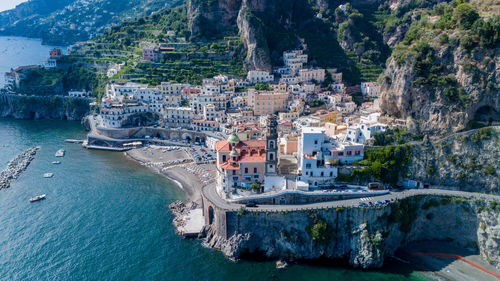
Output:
0,94,91,120
203,194,500,269
0,146,39,189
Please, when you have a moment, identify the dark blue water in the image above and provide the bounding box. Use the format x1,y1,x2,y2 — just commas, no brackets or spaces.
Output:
0,120,429,281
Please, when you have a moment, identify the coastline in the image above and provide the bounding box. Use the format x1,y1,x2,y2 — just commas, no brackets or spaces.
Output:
124,145,215,204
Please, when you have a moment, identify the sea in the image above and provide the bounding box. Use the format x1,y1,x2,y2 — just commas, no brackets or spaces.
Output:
0,37,429,281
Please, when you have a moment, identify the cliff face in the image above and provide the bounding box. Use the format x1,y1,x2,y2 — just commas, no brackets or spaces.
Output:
378,3,499,137
188,0,290,71
0,94,90,120
407,127,500,194
379,46,499,136
205,195,500,269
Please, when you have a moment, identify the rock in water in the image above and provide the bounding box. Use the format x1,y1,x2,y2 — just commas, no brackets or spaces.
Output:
0,146,39,190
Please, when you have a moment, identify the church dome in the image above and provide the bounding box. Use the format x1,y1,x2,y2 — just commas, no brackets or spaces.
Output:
227,134,240,144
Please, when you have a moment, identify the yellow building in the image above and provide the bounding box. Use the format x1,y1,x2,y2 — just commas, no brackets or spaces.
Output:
249,90,289,116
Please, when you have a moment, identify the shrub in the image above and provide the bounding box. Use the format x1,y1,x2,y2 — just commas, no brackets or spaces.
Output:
306,216,334,245
452,4,479,30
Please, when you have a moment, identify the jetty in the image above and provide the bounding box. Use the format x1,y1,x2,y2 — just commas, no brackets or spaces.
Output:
0,146,39,189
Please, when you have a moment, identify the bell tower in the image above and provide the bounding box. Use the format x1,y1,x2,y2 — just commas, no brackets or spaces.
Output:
265,115,278,175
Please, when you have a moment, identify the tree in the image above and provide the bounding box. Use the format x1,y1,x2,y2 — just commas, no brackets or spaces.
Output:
251,182,262,193
452,3,479,30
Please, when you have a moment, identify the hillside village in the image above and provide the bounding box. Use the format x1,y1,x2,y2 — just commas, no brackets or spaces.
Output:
80,45,417,204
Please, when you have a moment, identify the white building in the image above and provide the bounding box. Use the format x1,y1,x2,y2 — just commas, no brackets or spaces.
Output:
191,93,228,114
163,107,193,129
298,68,325,83
44,59,57,69
297,127,338,188
160,82,190,106
68,90,90,98
345,113,388,144
297,127,365,188
361,82,378,98
247,70,274,84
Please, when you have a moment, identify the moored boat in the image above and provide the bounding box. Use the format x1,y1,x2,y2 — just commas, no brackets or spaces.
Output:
29,194,46,202
55,148,65,157
43,173,54,178
276,260,287,269
52,161,61,164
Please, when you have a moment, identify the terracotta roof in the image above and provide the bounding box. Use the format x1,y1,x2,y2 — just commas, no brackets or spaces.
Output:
238,152,266,163
220,162,240,170
216,139,266,152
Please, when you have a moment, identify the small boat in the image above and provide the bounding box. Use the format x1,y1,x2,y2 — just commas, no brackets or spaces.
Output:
65,139,84,144
55,148,65,157
276,260,287,269
52,161,61,164
43,173,54,178
29,194,46,202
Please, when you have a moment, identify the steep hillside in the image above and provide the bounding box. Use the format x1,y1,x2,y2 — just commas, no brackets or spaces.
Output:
379,2,499,136
0,0,176,45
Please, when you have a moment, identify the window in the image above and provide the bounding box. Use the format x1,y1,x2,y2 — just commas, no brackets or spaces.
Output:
269,153,274,161
305,163,311,168
314,140,318,144
232,170,236,175
338,152,344,156
320,172,324,177
244,167,248,174
254,167,257,173
355,151,361,155
347,151,352,156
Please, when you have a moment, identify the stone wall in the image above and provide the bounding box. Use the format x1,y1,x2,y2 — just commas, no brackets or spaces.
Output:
205,195,500,269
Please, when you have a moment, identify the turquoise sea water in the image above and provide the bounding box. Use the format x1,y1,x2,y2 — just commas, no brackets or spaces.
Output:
0,37,429,281
0,122,431,281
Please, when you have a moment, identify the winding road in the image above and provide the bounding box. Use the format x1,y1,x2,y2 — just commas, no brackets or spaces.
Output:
202,184,500,212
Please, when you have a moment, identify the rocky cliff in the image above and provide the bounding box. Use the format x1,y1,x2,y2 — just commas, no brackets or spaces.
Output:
378,3,499,136
0,94,90,120
407,127,500,194
205,195,500,269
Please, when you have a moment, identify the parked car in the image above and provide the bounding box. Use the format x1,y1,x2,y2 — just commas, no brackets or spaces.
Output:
245,202,257,207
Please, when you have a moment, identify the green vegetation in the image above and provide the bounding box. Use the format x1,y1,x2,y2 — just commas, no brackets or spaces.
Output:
237,206,247,217
17,3,246,96
306,215,334,245
342,145,412,184
251,182,262,193
16,65,104,97
307,99,325,108
470,127,498,142
391,0,499,105
388,197,418,233
253,83,272,91
373,127,423,146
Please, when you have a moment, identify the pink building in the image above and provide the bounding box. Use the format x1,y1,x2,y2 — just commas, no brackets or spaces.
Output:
143,47,161,62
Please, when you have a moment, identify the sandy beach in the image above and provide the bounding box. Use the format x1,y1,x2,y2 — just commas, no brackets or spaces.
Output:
125,145,216,204
400,241,500,281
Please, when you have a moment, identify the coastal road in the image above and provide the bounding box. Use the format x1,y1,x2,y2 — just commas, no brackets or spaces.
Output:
202,184,500,212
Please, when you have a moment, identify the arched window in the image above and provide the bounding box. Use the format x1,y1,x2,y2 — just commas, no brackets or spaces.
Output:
269,153,274,161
